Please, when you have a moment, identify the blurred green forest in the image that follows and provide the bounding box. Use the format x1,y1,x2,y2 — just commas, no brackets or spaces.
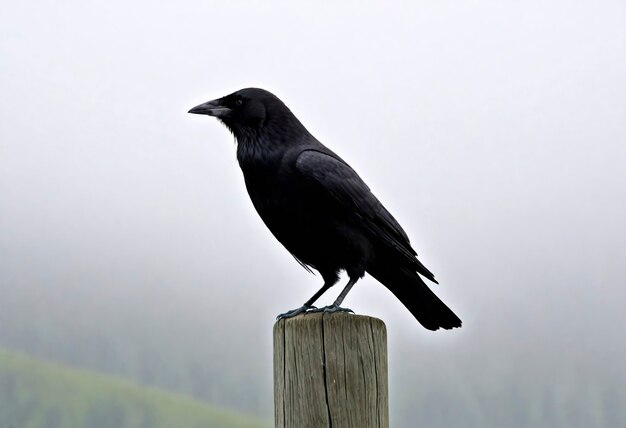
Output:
1,281,625,427
0,348,268,428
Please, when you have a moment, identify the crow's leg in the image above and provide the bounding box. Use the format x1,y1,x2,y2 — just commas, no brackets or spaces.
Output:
332,276,358,307
276,279,334,320
308,276,358,314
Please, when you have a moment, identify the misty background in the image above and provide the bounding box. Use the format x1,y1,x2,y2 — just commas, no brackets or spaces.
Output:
1,1,625,427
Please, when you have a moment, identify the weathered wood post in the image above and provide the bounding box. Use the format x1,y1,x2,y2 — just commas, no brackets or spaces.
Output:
273,312,388,428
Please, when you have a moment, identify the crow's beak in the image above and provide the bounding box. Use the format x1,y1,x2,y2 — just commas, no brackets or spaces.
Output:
188,99,231,117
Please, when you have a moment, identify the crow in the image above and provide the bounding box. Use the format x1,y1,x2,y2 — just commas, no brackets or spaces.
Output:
189,88,461,330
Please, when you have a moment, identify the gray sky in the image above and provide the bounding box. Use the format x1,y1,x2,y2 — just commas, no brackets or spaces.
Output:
1,0,626,387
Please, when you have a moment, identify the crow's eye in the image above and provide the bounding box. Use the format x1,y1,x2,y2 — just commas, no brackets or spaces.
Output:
235,99,243,106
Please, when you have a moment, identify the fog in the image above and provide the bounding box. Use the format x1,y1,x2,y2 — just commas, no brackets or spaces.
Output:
1,1,625,426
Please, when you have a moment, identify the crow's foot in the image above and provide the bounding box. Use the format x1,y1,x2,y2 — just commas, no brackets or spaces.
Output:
276,305,315,320
308,305,354,314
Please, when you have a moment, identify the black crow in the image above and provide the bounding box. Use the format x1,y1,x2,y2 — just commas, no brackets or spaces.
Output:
189,88,461,330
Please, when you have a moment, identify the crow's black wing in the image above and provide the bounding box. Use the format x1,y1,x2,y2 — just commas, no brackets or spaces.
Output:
295,149,437,283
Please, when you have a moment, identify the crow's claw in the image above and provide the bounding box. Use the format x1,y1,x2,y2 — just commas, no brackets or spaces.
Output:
276,305,315,320
307,305,354,314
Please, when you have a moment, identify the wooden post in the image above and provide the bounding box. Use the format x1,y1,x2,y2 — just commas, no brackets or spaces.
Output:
273,312,388,428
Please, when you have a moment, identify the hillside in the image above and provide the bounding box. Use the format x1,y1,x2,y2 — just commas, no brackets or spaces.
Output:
0,348,269,428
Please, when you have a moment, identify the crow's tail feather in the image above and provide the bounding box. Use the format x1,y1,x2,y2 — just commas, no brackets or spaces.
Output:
368,265,462,331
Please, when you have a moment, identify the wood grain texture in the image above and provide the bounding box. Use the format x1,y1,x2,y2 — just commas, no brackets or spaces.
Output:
274,313,388,428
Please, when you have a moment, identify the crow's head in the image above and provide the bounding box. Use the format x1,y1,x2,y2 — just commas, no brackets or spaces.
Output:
189,88,304,140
